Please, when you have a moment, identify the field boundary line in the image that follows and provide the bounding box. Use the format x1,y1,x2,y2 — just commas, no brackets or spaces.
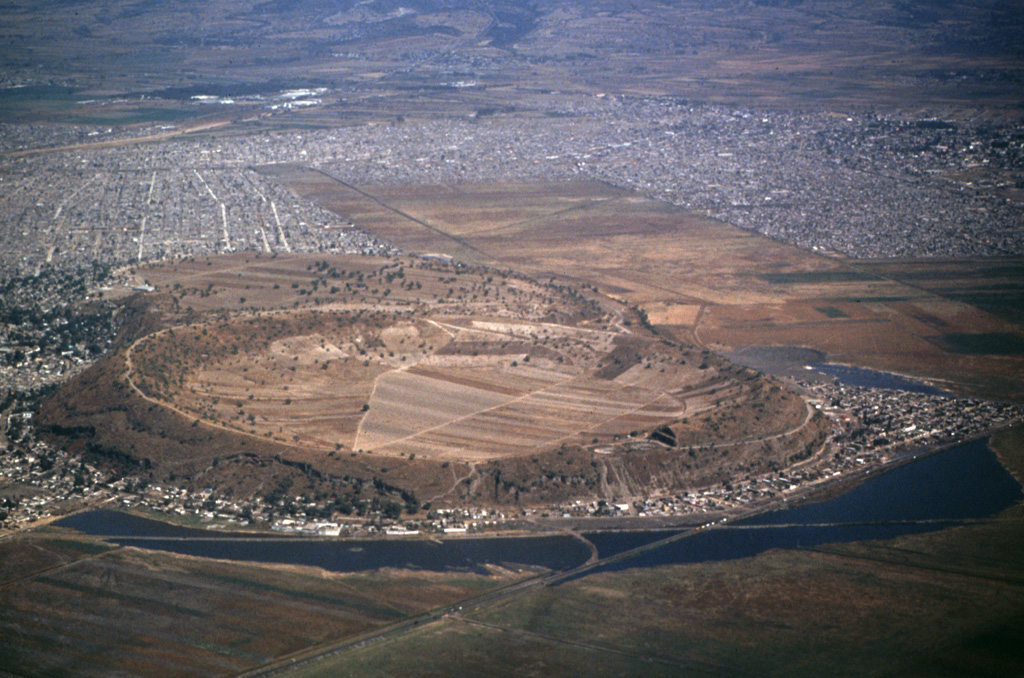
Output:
459,194,626,238
0,544,123,594
309,168,493,261
123,330,312,453
361,370,584,454
807,543,1024,587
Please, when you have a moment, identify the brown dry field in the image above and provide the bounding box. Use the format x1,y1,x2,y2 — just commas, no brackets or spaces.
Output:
125,252,729,462
266,168,1024,400
0,529,515,678
45,248,828,508
293,426,1024,678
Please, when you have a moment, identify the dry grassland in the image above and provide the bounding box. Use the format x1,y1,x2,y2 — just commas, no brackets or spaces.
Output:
268,169,1024,400
129,258,711,462
292,459,1024,678
0,530,515,678
644,302,702,326
45,249,831,507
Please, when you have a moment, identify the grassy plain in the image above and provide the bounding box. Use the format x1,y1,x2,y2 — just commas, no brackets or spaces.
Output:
33,175,1024,675
0,528,519,678
7,427,1021,678
279,426,1024,678
289,618,693,678
269,171,1024,401
5,1,1024,675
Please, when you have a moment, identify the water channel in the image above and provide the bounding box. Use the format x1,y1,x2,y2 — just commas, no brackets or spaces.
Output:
588,437,1019,575
56,437,1020,575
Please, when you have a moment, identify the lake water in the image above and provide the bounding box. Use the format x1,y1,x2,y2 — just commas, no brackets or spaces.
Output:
809,363,950,396
582,529,682,559
740,438,1017,526
722,346,950,395
56,438,1020,575
582,437,1020,575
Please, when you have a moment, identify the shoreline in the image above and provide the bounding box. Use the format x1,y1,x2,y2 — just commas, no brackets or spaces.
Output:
41,423,1022,547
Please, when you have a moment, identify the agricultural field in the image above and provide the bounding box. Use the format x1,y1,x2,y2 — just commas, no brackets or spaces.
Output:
269,170,1024,401
3,1,1024,676
7,427,1021,678
43,251,821,508
275,426,1024,678
127,253,702,461
0,528,517,678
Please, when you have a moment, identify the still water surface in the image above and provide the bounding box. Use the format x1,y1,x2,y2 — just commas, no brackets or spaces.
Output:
55,510,592,574
586,438,1020,575
57,438,1020,574
810,363,950,396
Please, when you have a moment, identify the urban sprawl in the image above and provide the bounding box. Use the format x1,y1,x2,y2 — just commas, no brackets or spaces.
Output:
2,95,1023,532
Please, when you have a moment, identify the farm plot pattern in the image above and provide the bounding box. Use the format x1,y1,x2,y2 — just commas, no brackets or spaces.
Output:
125,254,705,462
357,359,688,460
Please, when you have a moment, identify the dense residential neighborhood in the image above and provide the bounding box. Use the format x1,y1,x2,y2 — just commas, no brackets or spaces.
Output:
1,96,1023,535
1,98,1022,282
